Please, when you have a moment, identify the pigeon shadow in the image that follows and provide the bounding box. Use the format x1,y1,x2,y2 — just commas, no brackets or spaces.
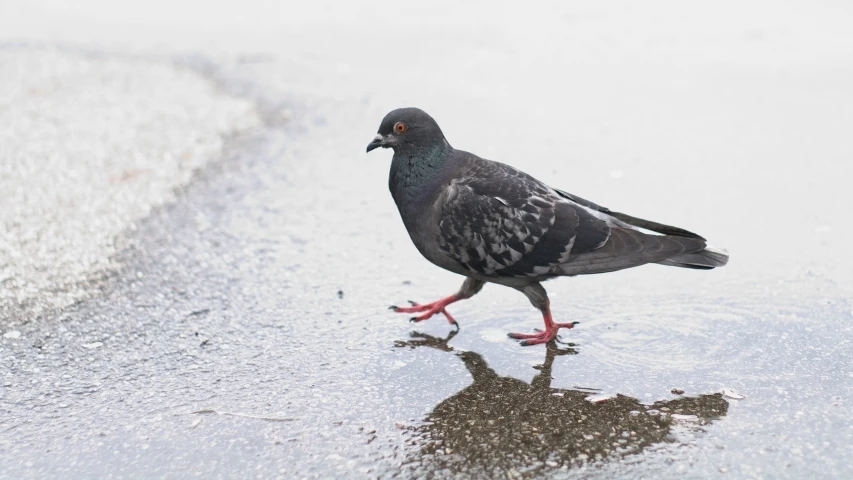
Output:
395,332,729,476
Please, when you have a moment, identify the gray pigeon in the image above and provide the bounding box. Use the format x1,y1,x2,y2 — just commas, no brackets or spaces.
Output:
367,107,728,346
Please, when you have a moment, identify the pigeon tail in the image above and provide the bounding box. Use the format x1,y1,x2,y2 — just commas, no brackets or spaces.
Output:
655,245,729,270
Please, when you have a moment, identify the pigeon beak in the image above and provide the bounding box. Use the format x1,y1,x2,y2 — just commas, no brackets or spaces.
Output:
366,134,385,153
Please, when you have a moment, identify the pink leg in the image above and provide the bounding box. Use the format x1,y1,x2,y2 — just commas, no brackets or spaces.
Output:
389,278,486,327
390,295,461,325
508,307,578,346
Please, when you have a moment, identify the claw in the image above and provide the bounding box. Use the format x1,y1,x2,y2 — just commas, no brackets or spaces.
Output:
407,300,419,306
553,322,578,329
389,305,398,310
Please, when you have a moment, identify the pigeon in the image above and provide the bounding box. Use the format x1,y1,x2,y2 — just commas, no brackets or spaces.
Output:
366,107,728,346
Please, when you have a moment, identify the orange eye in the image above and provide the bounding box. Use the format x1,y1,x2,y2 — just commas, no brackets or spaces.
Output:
394,122,407,133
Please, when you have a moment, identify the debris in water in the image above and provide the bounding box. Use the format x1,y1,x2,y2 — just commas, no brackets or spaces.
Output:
82,341,103,349
670,414,699,422
337,290,344,299
721,388,746,400
585,393,617,403
671,388,685,395
185,409,297,422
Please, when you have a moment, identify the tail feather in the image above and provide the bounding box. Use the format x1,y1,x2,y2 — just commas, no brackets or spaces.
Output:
559,228,708,276
655,246,729,270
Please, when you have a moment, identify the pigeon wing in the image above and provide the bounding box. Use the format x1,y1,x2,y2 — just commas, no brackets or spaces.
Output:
553,188,705,240
436,161,610,277
435,159,709,278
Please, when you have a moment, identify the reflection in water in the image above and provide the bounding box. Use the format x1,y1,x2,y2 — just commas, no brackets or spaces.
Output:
396,332,728,477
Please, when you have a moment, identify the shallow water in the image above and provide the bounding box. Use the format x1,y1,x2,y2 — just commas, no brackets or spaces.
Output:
1,113,850,477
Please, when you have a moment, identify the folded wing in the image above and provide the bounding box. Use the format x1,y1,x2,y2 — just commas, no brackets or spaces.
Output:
436,160,721,278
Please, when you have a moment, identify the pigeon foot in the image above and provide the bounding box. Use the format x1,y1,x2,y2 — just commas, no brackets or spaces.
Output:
506,327,565,346
390,295,459,326
508,309,578,346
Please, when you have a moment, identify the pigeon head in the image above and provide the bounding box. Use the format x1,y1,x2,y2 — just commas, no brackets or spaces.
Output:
366,107,449,153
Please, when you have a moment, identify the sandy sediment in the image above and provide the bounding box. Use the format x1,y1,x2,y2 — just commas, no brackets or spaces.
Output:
0,47,261,322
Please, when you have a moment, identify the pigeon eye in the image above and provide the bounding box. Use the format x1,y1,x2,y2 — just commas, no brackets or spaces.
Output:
394,122,407,133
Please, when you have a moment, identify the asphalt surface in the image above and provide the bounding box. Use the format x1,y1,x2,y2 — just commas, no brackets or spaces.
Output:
2,1,853,478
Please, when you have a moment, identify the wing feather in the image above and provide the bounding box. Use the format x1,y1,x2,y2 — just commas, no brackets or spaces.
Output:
557,228,707,276
434,158,713,278
437,161,609,277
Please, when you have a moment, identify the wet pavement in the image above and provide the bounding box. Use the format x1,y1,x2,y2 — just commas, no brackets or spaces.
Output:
2,1,853,478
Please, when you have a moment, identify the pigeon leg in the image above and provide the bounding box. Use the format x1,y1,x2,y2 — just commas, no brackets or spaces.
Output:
508,283,577,346
390,278,485,326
